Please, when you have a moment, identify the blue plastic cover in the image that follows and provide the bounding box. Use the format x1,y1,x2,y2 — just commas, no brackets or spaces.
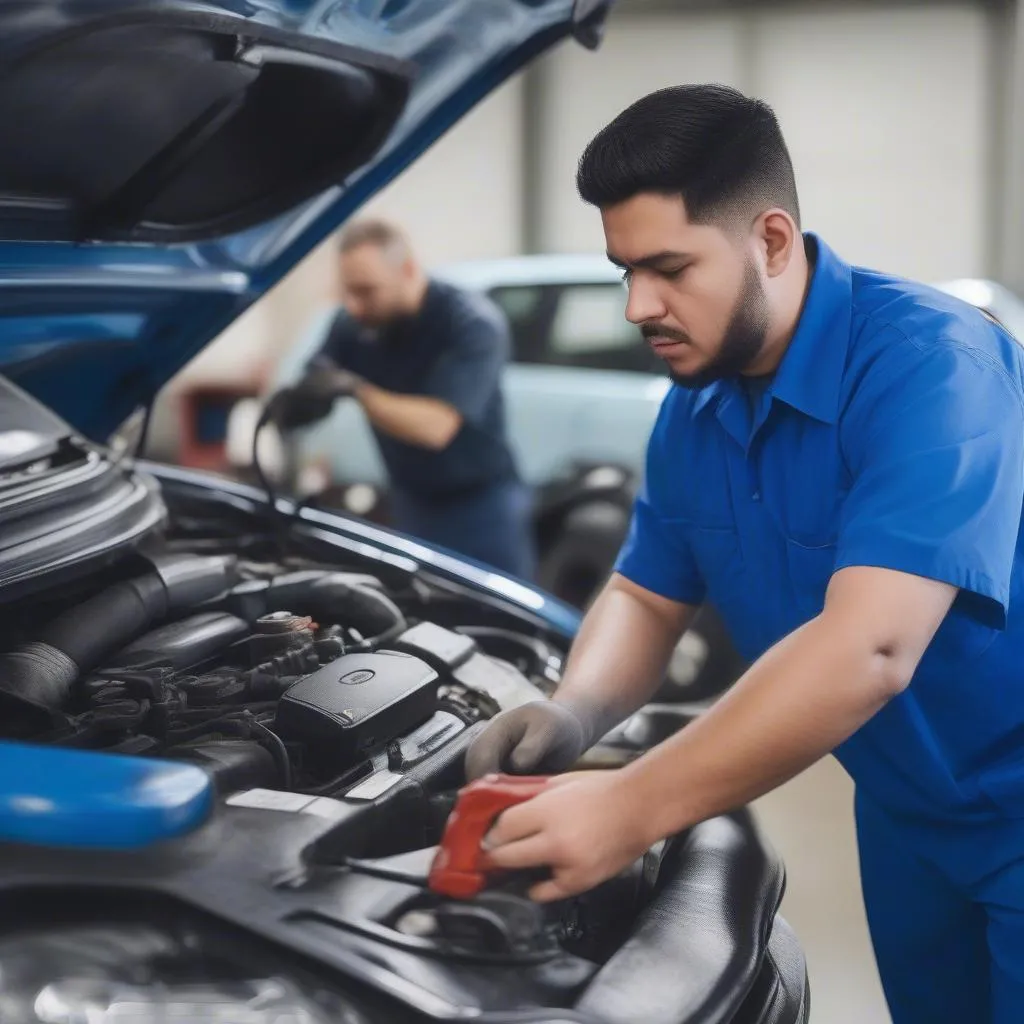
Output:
0,742,212,849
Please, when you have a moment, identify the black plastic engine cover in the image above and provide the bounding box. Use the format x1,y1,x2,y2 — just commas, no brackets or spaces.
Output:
275,651,439,768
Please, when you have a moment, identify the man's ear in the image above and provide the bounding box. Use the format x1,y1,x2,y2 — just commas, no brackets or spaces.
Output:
757,209,799,278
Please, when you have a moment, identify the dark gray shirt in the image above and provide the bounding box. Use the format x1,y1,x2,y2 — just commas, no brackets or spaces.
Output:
315,280,519,500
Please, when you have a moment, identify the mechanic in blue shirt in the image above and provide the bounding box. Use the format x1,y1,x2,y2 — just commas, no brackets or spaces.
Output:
294,218,533,579
467,85,1024,1024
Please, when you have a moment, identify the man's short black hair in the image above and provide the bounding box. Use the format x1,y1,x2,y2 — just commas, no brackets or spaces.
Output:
577,84,800,228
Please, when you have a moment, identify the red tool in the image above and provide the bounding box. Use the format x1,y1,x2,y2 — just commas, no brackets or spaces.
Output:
428,773,550,899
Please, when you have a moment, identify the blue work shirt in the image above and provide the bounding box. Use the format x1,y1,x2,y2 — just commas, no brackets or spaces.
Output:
618,235,1024,823
317,280,519,500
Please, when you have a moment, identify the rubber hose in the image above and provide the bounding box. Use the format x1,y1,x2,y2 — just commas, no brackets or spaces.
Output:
304,573,406,639
0,643,78,714
222,570,406,640
39,573,169,674
0,554,238,712
144,554,239,614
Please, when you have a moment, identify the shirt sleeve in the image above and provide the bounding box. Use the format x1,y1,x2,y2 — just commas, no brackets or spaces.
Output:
422,299,509,426
614,394,707,605
836,335,1024,629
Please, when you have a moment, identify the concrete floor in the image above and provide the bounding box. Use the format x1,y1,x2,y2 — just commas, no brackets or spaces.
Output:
753,758,892,1024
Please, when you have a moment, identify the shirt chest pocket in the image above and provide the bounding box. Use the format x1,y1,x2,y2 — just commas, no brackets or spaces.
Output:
784,536,838,619
674,518,747,618
766,435,843,617
680,515,839,626
767,421,849,549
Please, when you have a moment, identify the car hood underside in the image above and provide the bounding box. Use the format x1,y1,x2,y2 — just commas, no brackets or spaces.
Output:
0,0,609,440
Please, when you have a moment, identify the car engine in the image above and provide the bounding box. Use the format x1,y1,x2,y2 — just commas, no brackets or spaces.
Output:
0,408,808,1022
0,518,811,1024
0,547,560,813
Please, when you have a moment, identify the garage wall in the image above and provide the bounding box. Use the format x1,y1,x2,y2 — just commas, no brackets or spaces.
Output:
757,5,990,281
532,12,751,255
999,0,1024,295
358,77,525,269
536,3,994,282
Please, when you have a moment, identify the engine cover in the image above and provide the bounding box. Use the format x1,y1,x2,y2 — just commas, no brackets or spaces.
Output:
274,650,439,768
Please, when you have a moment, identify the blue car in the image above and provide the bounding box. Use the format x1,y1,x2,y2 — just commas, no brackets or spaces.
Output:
0,3,809,1023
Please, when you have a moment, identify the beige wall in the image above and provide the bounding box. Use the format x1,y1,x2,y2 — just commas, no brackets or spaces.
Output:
759,5,989,281
537,4,992,280
532,11,752,254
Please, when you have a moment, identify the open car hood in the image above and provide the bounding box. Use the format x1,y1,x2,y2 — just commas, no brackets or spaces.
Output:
0,0,611,440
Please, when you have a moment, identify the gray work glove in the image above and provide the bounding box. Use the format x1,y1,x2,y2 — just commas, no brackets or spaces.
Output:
268,365,364,431
303,363,364,400
465,701,594,780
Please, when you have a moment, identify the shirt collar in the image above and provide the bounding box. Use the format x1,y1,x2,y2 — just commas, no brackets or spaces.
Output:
693,234,853,425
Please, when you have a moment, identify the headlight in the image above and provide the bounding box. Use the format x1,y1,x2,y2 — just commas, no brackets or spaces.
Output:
0,920,373,1024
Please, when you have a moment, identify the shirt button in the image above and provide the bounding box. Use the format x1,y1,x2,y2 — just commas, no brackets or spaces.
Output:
752,490,761,502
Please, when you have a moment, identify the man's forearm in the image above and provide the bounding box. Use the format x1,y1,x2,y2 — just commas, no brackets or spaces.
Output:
622,612,900,845
356,382,461,450
552,575,694,742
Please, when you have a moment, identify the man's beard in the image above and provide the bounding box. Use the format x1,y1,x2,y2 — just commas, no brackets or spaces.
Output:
646,259,770,391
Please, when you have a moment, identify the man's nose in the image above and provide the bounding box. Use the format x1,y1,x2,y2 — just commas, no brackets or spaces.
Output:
625,278,666,325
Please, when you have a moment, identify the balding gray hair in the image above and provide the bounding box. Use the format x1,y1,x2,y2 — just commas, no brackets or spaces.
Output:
337,218,413,265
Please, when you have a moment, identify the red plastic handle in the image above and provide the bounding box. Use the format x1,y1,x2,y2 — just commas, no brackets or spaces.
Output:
427,774,550,899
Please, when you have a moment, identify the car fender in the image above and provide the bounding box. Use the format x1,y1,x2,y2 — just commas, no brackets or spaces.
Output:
503,364,666,488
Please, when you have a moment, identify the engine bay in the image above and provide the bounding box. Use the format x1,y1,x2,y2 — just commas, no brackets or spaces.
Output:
0,451,808,1023
0,517,727,1016
0,544,561,808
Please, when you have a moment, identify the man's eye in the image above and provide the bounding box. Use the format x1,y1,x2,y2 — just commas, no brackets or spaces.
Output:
663,266,688,280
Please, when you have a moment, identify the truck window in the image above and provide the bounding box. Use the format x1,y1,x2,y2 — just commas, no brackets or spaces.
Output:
547,284,660,373
488,285,553,364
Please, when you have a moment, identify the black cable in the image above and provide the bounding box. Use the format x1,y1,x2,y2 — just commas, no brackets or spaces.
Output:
253,382,345,548
295,761,373,796
160,708,293,791
252,399,293,554
246,715,293,790
164,711,247,742
134,397,155,460
342,857,430,888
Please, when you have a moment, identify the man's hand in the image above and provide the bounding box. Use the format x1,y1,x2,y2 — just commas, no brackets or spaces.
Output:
465,702,589,780
267,356,366,432
464,574,695,782
482,770,653,902
302,362,364,401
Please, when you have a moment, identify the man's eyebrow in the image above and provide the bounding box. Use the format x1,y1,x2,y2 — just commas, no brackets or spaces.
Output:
606,251,692,270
